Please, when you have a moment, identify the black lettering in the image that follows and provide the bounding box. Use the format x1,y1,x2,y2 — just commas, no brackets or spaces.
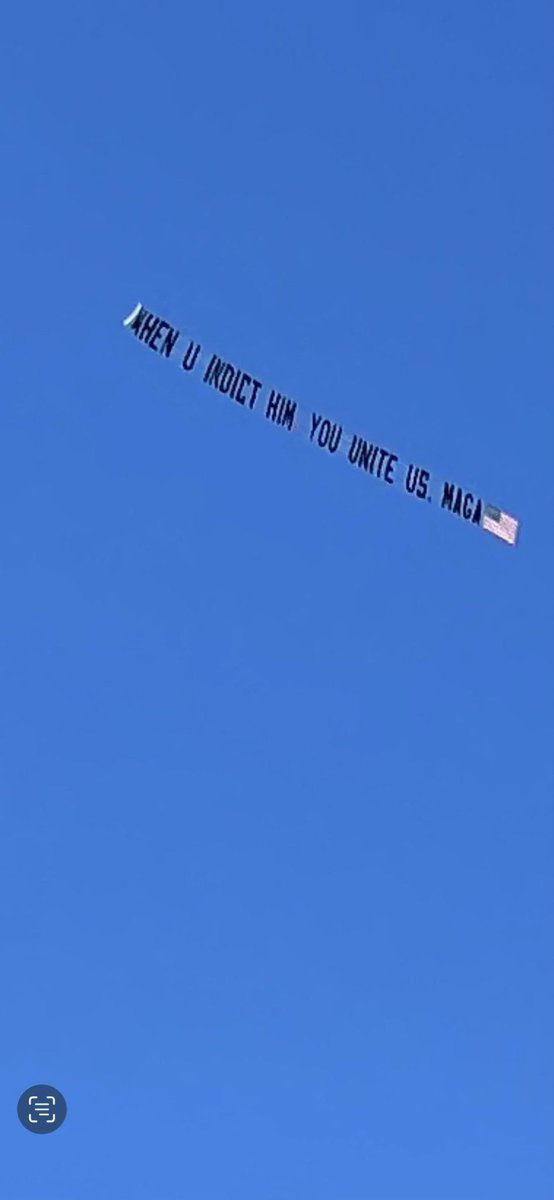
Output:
406,465,430,498
149,320,167,352
384,454,398,484
211,358,224,389
375,447,388,479
162,326,180,359
318,419,331,448
472,498,482,525
462,493,474,520
266,391,297,429
441,481,456,510
453,487,463,516
141,312,161,346
203,354,217,384
347,435,360,465
282,397,297,431
328,423,342,453
266,389,280,422
236,373,251,405
129,306,147,336
181,339,200,370
405,464,418,494
204,355,224,388
310,413,322,442
229,369,242,400
219,364,236,395
249,379,262,410
368,444,379,475
358,440,372,471
417,469,430,500
314,418,341,452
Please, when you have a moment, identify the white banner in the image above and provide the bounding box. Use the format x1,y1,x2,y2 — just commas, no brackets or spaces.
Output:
122,302,519,548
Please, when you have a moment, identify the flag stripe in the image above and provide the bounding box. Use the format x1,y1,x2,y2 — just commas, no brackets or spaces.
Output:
482,505,519,545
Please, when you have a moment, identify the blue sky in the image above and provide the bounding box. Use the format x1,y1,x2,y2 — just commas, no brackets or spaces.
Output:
1,3,553,1197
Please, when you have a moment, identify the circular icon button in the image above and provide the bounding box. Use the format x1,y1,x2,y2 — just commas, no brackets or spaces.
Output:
17,1085,67,1133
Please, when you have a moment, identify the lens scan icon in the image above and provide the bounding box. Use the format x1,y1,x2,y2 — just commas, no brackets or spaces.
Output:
17,1085,67,1134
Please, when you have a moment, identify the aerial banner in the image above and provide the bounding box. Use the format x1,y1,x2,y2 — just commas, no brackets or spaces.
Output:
122,302,520,547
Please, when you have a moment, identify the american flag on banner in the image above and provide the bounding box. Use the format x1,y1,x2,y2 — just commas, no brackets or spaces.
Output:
481,504,519,545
